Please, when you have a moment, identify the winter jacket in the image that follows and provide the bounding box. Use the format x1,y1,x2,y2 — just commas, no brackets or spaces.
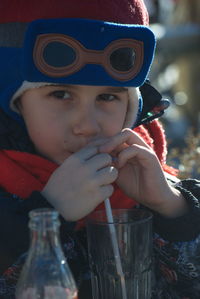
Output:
0,108,199,299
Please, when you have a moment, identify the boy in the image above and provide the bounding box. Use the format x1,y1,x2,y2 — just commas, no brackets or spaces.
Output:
0,0,199,298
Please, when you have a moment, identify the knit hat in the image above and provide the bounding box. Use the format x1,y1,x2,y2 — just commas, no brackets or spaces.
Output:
0,0,155,128
0,0,149,25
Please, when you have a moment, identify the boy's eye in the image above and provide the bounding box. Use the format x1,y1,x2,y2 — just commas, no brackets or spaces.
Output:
98,94,118,102
50,90,71,100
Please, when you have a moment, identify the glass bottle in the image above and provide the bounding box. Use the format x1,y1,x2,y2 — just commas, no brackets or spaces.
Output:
15,208,78,299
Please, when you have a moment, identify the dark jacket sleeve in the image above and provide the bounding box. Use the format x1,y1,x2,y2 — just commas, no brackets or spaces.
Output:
152,179,200,242
0,189,75,274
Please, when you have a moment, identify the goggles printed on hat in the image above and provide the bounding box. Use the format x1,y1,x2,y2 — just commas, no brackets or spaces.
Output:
34,34,144,82
23,18,156,87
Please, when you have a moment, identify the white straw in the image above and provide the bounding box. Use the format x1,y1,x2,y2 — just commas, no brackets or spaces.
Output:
104,198,127,299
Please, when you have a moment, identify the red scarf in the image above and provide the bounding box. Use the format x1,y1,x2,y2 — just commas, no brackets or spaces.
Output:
0,149,136,211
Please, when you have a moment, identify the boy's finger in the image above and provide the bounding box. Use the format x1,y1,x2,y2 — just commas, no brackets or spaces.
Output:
88,137,110,147
117,144,152,168
99,129,150,153
87,153,112,170
99,185,114,200
73,138,110,161
71,138,108,160
97,166,118,185
74,145,99,161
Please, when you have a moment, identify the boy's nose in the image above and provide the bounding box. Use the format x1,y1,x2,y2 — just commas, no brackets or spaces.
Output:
72,108,101,137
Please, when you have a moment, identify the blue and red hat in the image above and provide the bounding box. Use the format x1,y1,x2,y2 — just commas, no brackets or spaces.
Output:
0,0,156,128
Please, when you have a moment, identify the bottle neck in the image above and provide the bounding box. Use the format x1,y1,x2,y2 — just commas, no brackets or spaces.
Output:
28,208,62,255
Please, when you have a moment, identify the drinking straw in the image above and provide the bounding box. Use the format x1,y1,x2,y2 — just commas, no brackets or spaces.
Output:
104,198,127,299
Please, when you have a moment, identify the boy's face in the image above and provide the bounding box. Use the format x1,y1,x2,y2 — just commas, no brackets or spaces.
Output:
19,84,131,164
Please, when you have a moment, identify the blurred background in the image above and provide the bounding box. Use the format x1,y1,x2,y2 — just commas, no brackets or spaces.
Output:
144,0,200,179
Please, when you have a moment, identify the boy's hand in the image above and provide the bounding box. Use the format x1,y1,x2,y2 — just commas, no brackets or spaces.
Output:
99,129,188,218
41,141,118,221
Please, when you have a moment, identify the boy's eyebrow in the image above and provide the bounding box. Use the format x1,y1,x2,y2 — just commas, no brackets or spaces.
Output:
104,87,128,93
48,85,128,93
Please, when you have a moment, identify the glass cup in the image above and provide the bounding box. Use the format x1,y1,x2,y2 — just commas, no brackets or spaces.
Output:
86,209,153,299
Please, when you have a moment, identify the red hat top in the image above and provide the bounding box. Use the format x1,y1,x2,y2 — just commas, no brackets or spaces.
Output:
0,0,149,25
